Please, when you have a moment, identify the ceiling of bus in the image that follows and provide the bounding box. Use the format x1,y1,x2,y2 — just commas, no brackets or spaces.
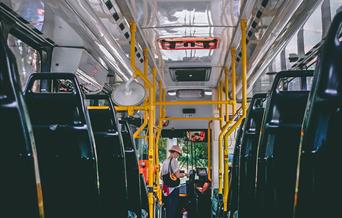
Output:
0,0,323,129
131,0,240,90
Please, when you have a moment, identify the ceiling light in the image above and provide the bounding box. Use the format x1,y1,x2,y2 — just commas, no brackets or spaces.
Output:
168,90,176,96
204,90,213,96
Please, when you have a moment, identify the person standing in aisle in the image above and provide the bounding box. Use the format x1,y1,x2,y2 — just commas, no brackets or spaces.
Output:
161,145,186,218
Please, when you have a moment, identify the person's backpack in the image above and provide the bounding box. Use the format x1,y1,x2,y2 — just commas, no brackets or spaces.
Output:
162,158,180,187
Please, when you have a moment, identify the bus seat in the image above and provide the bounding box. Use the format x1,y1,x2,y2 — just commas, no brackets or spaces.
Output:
255,71,313,218
294,11,342,218
24,73,100,218
86,94,128,218
120,120,143,217
0,41,41,218
238,93,267,218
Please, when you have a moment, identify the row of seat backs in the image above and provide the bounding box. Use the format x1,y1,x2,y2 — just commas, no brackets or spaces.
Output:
294,11,342,218
86,94,129,218
23,73,101,218
0,31,42,218
254,71,313,218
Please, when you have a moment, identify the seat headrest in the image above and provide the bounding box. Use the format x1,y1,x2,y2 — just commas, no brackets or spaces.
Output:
26,93,85,125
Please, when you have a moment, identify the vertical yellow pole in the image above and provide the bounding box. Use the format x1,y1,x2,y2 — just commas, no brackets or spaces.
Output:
130,22,136,69
224,48,237,211
218,81,223,195
218,82,223,128
148,67,156,218
223,48,236,212
231,48,237,115
223,67,230,211
155,81,163,205
241,19,248,118
207,120,212,181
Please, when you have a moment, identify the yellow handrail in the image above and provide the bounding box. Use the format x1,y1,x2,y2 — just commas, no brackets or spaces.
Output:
218,81,224,195
154,81,164,205
223,19,248,212
156,100,233,106
129,22,151,88
133,48,150,138
231,48,237,115
87,106,109,110
161,117,222,121
208,121,213,181
147,67,156,218
223,66,231,211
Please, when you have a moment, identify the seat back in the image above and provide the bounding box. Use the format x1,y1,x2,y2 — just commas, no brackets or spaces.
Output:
86,94,128,218
0,32,42,218
24,73,100,218
237,93,267,218
228,117,245,217
255,71,313,218
120,120,143,217
294,11,342,218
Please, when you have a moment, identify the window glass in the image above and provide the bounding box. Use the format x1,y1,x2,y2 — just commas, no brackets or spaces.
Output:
9,0,45,31
303,2,323,53
277,76,313,91
7,34,41,90
330,0,342,18
28,79,75,93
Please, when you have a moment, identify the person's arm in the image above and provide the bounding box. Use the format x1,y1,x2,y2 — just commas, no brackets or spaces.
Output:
172,159,186,178
174,170,186,178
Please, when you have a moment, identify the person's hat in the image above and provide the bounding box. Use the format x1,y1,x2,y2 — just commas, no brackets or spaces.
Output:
169,145,182,155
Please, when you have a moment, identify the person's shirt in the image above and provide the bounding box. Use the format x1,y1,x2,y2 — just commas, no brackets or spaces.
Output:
161,157,180,196
161,157,179,176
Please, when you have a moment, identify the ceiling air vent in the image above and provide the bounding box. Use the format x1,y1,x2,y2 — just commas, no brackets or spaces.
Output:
176,89,204,99
170,67,211,82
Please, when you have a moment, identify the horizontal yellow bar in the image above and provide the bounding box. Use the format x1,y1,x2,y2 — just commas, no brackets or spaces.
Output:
115,106,149,111
135,135,147,139
87,106,109,110
161,117,222,121
156,100,233,106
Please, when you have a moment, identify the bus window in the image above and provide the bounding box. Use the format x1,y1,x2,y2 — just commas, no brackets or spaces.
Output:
7,34,41,90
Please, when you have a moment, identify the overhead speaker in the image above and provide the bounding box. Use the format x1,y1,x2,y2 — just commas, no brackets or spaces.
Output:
112,78,146,106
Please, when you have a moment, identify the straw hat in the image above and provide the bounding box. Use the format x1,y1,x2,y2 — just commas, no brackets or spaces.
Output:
169,145,182,155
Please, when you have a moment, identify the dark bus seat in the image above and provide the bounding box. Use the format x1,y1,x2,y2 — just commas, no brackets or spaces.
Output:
24,73,100,218
236,93,267,218
228,116,246,218
294,11,342,218
120,120,143,217
195,168,211,218
86,94,128,218
140,173,149,214
255,71,313,218
0,37,42,218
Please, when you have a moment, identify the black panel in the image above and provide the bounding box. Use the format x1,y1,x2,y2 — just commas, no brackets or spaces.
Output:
170,67,211,82
182,108,196,114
